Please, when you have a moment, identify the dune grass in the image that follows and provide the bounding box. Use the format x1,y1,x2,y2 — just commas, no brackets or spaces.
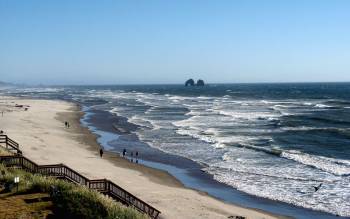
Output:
0,191,54,219
0,147,12,155
0,164,149,219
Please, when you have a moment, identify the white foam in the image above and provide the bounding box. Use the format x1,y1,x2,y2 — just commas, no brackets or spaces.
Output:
209,168,349,217
128,115,153,129
176,129,215,143
282,126,350,132
168,95,189,101
216,110,278,121
197,96,212,100
273,104,290,108
260,100,273,104
303,102,314,106
185,110,202,116
213,142,226,149
315,104,332,108
203,146,350,217
281,150,350,176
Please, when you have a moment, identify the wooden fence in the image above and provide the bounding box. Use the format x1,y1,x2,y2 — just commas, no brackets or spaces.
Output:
0,135,160,218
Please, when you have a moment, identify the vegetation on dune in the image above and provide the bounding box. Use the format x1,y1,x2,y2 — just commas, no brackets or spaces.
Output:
0,147,12,155
0,164,148,219
0,192,53,219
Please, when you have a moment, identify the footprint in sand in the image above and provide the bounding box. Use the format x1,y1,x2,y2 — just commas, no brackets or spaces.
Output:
33,136,45,143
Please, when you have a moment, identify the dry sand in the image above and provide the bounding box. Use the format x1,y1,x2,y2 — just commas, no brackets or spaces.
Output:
0,96,286,219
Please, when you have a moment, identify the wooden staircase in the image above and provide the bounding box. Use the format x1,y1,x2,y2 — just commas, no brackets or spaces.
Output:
0,135,160,218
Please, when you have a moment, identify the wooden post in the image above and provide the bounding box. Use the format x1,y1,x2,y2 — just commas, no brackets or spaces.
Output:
5,135,8,150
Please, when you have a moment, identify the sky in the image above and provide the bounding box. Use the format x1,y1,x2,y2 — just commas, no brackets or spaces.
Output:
1,0,350,85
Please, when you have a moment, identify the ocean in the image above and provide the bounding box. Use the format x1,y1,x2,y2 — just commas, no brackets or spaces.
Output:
5,83,350,217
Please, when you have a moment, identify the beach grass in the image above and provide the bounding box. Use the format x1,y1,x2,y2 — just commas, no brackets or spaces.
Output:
0,147,12,156
0,164,148,219
0,191,54,219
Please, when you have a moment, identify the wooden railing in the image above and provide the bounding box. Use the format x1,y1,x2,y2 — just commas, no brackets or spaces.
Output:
89,179,160,217
39,164,91,186
0,136,160,218
0,135,22,154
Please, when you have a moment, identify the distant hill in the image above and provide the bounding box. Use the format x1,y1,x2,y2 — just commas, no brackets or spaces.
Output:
0,81,14,88
0,81,9,85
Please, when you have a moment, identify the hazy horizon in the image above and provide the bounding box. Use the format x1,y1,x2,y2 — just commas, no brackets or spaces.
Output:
3,79,350,87
1,0,350,85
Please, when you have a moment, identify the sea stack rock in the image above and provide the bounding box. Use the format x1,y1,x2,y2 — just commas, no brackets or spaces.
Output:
196,79,205,86
185,79,195,86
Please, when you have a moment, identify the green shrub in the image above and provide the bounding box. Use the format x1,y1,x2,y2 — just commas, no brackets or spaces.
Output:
51,187,108,219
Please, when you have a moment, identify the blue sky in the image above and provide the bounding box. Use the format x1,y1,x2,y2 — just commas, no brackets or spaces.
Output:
1,0,350,85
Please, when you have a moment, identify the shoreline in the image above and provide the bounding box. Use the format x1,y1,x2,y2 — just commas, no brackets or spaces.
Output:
56,104,185,188
80,104,344,219
0,95,285,219
74,104,290,219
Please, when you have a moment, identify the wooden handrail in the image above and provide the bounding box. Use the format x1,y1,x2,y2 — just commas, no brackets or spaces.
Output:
88,178,160,218
0,154,160,218
7,138,19,148
0,135,22,154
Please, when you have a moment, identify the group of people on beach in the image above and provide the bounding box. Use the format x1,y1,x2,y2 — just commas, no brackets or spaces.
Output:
98,148,139,163
122,148,139,163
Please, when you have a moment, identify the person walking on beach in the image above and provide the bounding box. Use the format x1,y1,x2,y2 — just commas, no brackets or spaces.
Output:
130,151,133,162
135,151,139,163
99,148,104,158
122,148,126,157
64,121,68,128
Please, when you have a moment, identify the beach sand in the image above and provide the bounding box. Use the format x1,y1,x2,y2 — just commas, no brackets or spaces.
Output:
0,96,286,219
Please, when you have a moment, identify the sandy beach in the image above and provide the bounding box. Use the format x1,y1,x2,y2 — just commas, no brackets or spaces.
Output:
0,95,285,219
